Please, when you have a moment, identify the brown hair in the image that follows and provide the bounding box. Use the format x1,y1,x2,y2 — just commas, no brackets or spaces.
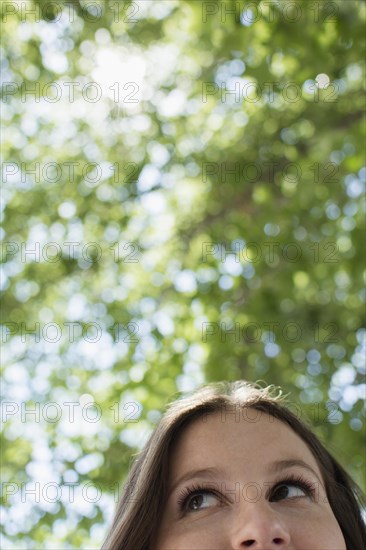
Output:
101,380,366,549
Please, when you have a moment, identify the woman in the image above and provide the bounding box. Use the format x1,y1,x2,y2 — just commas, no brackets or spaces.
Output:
101,380,366,549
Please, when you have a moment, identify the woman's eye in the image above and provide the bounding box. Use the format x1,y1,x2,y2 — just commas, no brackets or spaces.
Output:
186,491,219,511
271,483,309,501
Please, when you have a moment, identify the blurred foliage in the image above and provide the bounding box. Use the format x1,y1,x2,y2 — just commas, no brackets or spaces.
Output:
1,0,365,547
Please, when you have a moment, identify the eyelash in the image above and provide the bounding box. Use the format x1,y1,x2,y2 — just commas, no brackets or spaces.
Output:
177,483,221,512
270,474,315,501
177,473,315,513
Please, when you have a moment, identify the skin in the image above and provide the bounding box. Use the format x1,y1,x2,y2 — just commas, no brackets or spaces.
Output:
153,411,346,549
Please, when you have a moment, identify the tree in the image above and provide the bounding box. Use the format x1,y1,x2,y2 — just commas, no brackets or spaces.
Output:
1,0,365,547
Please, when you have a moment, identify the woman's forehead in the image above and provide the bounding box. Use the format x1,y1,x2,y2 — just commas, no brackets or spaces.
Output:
169,411,320,477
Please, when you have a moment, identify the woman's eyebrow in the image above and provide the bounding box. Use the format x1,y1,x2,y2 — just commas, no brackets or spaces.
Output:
168,459,323,499
269,458,323,484
168,467,222,498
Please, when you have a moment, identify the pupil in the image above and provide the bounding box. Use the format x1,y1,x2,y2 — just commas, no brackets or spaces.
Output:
276,485,289,499
192,495,204,509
